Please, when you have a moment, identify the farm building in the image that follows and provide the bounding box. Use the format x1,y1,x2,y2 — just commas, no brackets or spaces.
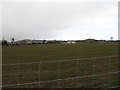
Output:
13,39,32,45
32,40,45,44
67,40,76,44
59,41,67,44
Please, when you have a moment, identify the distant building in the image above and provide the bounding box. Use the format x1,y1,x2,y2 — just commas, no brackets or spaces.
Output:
32,40,45,44
59,41,67,44
67,40,76,44
85,39,96,42
45,40,56,44
14,39,32,45
23,39,32,44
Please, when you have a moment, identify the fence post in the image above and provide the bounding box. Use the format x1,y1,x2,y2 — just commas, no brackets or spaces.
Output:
76,59,79,87
17,63,19,86
93,58,96,89
39,62,41,88
58,60,60,88
108,56,110,88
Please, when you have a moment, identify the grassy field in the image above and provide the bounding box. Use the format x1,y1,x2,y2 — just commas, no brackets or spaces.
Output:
2,42,119,88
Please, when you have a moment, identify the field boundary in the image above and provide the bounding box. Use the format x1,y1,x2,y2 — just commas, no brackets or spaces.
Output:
2,55,119,88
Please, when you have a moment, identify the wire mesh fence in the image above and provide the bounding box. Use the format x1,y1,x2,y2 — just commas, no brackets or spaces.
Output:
1,55,119,88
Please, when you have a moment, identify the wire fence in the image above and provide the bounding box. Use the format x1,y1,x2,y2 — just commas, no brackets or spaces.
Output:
1,55,119,88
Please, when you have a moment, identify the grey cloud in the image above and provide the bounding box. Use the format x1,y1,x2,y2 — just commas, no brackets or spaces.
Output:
2,2,117,41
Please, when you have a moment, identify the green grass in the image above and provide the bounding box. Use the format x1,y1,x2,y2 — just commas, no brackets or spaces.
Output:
2,42,118,64
2,42,119,88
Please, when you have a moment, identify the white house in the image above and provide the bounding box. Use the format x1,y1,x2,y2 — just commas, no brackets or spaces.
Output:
67,40,76,44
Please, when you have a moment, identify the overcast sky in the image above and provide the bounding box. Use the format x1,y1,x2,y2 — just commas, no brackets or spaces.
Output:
0,0,118,41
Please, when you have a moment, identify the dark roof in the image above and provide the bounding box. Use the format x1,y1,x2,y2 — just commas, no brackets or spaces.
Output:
85,39,96,40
